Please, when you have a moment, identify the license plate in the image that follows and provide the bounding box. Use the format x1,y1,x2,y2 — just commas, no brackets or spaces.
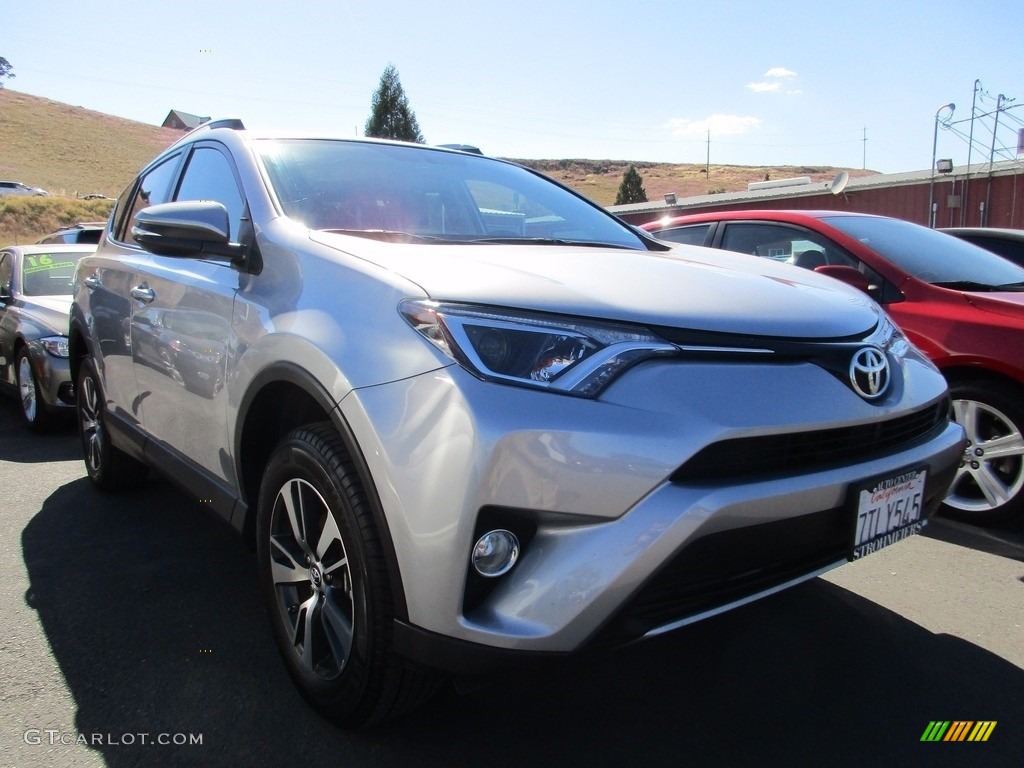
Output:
851,468,927,560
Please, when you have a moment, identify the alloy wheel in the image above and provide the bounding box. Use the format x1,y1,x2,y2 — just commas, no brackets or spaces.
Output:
78,372,104,474
946,397,1024,514
18,354,38,424
268,478,355,680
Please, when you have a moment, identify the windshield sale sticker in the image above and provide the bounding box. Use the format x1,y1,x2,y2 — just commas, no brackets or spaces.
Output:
23,259,76,275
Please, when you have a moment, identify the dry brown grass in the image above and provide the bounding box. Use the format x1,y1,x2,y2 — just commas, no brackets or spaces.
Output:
0,89,181,200
0,196,115,246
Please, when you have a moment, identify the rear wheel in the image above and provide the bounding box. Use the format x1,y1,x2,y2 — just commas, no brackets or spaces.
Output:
256,422,439,727
942,380,1024,525
76,356,149,491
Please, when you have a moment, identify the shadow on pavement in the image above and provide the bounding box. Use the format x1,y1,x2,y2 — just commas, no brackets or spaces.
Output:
22,476,1024,768
924,516,1024,563
0,398,80,464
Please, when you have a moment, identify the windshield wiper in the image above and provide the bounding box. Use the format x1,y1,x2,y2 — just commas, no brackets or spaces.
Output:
465,236,625,248
321,228,449,243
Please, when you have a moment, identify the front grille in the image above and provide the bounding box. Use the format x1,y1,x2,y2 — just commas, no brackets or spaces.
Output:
672,400,948,483
591,453,956,649
590,507,850,647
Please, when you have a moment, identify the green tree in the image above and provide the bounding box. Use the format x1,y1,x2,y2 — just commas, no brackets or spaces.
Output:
0,57,14,88
364,64,425,143
615,165,648,205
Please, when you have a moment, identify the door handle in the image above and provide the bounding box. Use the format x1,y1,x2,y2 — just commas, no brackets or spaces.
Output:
130,285,155,303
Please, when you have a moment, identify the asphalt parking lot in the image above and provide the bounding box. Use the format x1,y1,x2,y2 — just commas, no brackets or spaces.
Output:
1,397,1022,768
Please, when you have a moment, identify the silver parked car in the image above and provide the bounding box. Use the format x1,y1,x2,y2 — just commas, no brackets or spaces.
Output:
0,244,94,429
0,180,48,197
70,121,965,727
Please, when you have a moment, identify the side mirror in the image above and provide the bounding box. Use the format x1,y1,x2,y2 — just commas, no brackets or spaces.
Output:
814,265,870,295
132,201,245,263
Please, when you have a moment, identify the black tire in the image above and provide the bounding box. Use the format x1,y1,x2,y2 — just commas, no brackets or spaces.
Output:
942,379,1024,525
16,347,56,432
76,356,149,491
256,422,439,727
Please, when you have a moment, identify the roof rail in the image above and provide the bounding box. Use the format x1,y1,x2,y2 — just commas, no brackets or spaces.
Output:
166,118,246,151
203,118,246,131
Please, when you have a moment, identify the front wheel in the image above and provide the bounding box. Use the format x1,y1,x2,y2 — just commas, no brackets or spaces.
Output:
942,380,1024,525
16,348,55,431
256,422,438,727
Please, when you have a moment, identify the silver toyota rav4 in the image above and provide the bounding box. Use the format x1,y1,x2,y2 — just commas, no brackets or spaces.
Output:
70,120,965,727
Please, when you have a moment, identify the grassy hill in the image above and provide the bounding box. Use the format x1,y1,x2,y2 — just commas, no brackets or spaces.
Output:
0,89,183,199
1,88,875,245
0,89,183,244
516,159,876,207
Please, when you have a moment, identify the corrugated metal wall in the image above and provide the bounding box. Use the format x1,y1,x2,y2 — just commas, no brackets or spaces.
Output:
618,168,1024,229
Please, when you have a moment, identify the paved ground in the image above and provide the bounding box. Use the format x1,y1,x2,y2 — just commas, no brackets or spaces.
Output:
0,397,1021,768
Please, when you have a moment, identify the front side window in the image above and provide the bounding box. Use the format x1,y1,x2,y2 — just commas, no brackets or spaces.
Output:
0,253,12,295
255,140,649,250
174,146,245,240
719,222,840,266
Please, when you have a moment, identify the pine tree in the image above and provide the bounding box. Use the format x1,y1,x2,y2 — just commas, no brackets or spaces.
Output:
364,64,425,144
615,165,648,205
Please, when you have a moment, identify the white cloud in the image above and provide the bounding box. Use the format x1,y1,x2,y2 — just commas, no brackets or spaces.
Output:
764,67,797,78
747,81,781,93
667,114,762,138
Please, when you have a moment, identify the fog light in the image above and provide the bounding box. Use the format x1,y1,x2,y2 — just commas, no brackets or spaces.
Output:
471,529,520,577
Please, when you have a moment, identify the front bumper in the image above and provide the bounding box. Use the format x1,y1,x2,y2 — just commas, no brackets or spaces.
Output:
26,342,75,409
343,354,965,665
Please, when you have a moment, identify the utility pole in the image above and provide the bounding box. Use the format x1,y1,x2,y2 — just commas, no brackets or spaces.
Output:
962,79,982,225
984,93,1015,226
863,126,867,170
705,129,710,178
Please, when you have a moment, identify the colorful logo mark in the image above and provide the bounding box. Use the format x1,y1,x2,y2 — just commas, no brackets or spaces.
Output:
921,721,996,742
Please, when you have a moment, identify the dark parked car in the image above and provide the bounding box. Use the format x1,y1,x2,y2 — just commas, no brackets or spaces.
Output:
70,123,963,726
0,244,95,429
37,222,106,245
644,210,1024,525
940,227,1024,268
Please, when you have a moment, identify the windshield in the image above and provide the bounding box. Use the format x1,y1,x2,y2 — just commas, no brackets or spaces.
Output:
20,252,88,296
255,140,648,250
822,215,1024,289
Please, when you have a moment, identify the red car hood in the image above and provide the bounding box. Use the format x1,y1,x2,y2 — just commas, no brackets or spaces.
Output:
964,291,1024,322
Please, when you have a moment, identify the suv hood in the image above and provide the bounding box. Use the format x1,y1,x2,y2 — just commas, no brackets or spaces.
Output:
311,233,882,339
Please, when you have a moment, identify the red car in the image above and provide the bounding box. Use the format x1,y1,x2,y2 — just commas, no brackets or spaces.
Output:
644,210,1024,526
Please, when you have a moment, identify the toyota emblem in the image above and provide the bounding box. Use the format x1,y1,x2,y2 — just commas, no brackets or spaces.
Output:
849,347,889,400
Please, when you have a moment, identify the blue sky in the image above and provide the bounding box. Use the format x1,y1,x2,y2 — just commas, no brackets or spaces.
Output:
4,0,1023,174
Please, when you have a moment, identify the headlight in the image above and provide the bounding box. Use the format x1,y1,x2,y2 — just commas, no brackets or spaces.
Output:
400,300,677,397
41,336,70,359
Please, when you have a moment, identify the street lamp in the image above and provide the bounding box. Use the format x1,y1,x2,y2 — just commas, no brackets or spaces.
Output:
928,102,955,228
